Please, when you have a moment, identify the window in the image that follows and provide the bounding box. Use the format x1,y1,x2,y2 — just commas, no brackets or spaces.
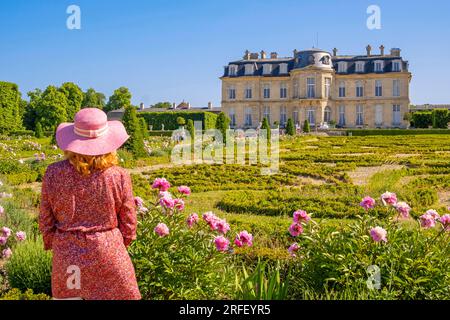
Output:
307,108,316,125
245,85,252,99
339,81,346,97
280,106,287,127
245,64,254,75
245,107,252,126
263,64,272,75
355,61,365,72
324,78,331,98
393,105,401,125
279,63,288,74
393,80,400,97
375,80,383,97
263,106,271,124
307,77,315,98
338,105,346,126
374,61,383,72
356,81,364,97
324,106,332,123
293,81,299,98
293,110,299,125
280,83,288,99
229,108,236,127
392,61,402,72
338,61,347,73
356,105,364,126
229,65,237,76
228,86,236,100
263,84,271,99
375,105,383,126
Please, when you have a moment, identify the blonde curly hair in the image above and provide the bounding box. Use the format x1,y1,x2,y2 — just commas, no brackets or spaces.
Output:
64,150,119,176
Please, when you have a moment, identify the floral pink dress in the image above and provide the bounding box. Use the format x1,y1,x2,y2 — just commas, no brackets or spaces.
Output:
39,160,141,300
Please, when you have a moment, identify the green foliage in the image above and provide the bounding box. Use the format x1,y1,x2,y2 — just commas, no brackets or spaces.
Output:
59,82,83,120
34,122,44,138
34,86,68,131
412,112,432,128
346,129,450,136
262,117,271,141
138,111,217,131
431,108,449,129
139,117,149,137
286,118,295,136
23,89,42,130
105,87,132,113
176,116,186,126
0,81,23,134
151,102,172,109
0,288,51,300
303,119,311,133
5,239,53,295
215,112,230,143
186,119,195,141
122,106,146,157
82,88,106,109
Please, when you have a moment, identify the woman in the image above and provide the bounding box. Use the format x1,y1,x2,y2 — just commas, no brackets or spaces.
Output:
39,108,141,300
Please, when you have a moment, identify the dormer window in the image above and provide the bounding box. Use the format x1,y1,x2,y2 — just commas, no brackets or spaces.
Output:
337,61,347,73
229,65,237,76
392,60,402,72
355,61,365,73
245,64,254,75
279,63,288,74
263,64,272,75
374,61,384,72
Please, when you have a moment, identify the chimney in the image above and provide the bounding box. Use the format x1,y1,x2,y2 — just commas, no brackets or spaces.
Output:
379,45,385,56
139,102,145,110
390,48,401,57
172,102,176,109
332,48,338,56
187,102,191,109
243,50,250,60
208,102,213,109
250,52,259,59
270,52,278,59
293,49,298,56
260,50,266,59
366,45,372,56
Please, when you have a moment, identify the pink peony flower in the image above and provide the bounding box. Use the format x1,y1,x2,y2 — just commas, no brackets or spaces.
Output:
154,223,169,237
134,196,144,208
152,178,170,192
420,214,436,229
293,210,311,223
15,231,26,241
215,219,230,235
173,198,185,211
381,191,397,206
138,206,149,214
2,248,12,259
370,226,387,242
1,227,12,238
394,202,411,218
288,243,300,257
288,223,303,237
439,214,450,231
214,236,229,252
425,209,440,220
203,212,219,230
360,196,376,210
186,213,199,228
177,186,191,196
0,236,7,246
234,230,253,247
159,193,175,209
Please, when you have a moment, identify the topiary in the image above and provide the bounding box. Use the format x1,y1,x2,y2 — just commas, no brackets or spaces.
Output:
122,106,147,158
261,117,271,141
286,118,295,136
303,120,311,133
34,122,44,138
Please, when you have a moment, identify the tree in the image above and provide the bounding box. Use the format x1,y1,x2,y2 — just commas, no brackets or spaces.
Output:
215,112,230,142
35,122,44,138
23,89,42,130
261,117,271,141
286,118,295,136
105,87,132,113
59,82,83,120
176,117,186,127
82,88,106,109
0,81,23,134
303,119,311,133
140,117,149,137
151,102,171,109
186,119,195,141
35,86,68,131
432,109,449,129
122,106,146,157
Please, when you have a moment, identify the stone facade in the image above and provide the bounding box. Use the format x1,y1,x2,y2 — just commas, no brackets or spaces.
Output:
220,46,412,129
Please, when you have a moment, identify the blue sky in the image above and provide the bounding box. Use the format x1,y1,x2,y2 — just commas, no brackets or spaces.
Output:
1,0,449,107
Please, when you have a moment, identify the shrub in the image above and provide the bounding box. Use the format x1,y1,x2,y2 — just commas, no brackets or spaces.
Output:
346,129,450,136
138,111,217,131
186,119,195,141
286,118,295,136
0,288,51,300
34,122,44,138
215,112,230,143
5,238,52,295
122,106,146,157
262,118,270,141
303,120,310,133
139,117,149,137
412,112,432,128
431,108,449,129
176,116,186,126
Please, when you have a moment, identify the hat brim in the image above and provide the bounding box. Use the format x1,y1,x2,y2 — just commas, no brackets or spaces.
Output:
56,121,130,156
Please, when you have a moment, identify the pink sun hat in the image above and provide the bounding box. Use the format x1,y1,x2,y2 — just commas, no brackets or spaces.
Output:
56,108,130,156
